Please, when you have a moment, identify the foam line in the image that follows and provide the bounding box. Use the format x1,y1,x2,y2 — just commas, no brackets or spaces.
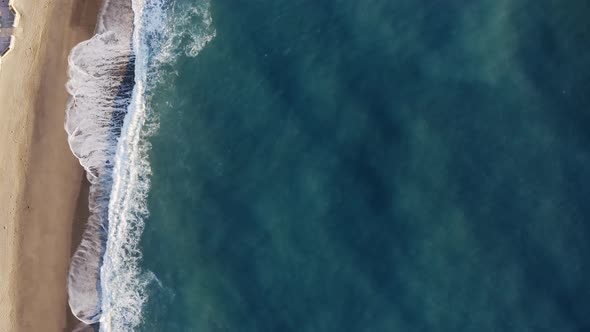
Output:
65,0,215,329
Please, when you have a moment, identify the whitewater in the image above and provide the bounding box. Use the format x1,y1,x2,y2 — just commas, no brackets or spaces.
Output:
64,0,215,330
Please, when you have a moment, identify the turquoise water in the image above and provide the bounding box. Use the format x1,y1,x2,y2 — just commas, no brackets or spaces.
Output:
134,0,590,330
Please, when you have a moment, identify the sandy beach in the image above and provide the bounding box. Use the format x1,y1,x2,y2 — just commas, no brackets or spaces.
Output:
0,0,99,331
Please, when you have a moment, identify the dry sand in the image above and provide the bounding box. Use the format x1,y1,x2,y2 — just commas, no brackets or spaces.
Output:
0,0,99,331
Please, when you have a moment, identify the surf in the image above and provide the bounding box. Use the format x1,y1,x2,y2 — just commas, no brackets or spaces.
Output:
65,0,135,325
64,0,215,329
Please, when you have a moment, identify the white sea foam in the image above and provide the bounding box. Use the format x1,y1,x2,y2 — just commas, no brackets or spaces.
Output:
65,0,215,329
65,0,134,324
100,0,215,328
154,0,216,64
99,1,158,329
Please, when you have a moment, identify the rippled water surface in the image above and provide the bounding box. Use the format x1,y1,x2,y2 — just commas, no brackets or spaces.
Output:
127,0,590,330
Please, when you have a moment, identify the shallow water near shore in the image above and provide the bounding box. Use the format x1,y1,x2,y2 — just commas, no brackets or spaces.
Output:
70,0,590,330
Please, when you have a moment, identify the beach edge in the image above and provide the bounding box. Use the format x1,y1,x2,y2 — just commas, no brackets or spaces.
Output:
0,0,100,331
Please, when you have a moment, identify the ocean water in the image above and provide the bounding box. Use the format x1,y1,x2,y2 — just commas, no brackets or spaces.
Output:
66,0,590,331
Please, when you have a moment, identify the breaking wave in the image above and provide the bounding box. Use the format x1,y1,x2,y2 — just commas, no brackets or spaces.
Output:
65,0,215,330
65,0,135,325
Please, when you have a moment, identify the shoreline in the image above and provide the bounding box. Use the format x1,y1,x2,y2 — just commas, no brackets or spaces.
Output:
0,0,100,331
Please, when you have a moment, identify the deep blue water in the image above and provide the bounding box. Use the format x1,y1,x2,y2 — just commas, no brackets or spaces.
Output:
137,0,590,331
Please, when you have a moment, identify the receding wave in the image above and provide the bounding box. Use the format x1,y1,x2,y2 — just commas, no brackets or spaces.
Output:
65,0,134,325
65,0,215,330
